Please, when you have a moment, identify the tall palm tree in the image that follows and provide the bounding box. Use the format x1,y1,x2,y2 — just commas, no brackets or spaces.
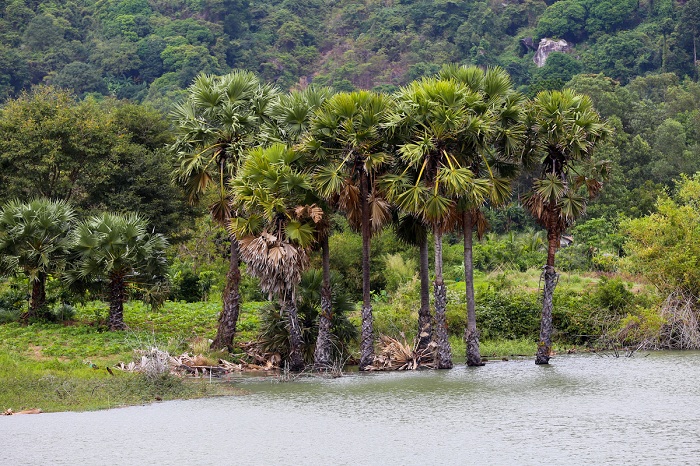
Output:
269,85,340,370
307,91,394,371
229,143,322,371
393,214,432,350
170,71,279,350
69,213,168,331
0,198,75,321
383,78,492,369
439,64,526,366
523,89,610,364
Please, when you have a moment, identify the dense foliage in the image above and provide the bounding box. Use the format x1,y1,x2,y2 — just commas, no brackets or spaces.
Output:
0,0,697,104
3,1,700,371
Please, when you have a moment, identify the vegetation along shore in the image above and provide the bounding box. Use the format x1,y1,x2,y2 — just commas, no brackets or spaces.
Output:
2,1,700,413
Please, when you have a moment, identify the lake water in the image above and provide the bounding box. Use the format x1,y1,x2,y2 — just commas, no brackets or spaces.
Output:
2,352,700,465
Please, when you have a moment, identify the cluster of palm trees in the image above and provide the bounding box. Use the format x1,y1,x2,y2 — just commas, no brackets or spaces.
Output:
0,199,168,329
170,66,610,370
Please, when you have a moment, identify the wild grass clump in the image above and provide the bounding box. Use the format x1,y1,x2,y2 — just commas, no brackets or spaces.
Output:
0,350,241,413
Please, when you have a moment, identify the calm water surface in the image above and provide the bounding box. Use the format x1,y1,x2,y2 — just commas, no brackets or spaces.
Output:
2,352,700,465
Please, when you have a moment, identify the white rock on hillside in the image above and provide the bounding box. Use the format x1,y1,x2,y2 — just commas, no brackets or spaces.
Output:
533,38,572,67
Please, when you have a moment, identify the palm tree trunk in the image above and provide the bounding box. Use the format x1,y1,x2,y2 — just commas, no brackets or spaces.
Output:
359,172,374,371
211,236,241,351
108,274,127,331
284,290,305,372
314,235,333,371
417,233,432,350
463,211,483,367
433,230,453,369
535,230,559,365
23,272,47,322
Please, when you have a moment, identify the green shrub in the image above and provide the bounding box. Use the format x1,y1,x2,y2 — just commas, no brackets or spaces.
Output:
475,289,540,340
383,253,417,294
0,284,25,323
173,270,201,302
256,270,358,363
593,276,634,313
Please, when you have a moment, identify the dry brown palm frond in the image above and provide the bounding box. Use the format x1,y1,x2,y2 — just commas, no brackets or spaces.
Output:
369,193,392,234
339,181,362,229
239,231,309,296
431,204,460,236
367,334,437,371
294,204,324,223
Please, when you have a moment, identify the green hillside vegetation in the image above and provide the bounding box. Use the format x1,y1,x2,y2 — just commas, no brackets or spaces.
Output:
0,0,697,104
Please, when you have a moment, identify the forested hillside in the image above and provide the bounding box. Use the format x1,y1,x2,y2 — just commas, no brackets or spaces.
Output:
0,0,696,105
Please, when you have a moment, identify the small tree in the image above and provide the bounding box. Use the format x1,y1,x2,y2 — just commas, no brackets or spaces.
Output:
69,212,168,330
0,198,75,321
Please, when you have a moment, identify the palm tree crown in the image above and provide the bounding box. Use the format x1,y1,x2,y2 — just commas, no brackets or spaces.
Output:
69,212,168,330
0,198,76,320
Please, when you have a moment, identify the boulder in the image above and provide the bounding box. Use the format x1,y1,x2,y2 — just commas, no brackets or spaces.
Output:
520,37,537,55
533,38,572,67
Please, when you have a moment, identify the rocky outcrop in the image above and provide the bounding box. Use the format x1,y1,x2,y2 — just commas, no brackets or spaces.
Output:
533,38,572,67
520,37,537,54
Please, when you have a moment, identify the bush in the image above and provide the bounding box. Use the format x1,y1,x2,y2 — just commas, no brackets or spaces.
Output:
593,276,634,313
173,270,201,302
383,253,417,294
256,270,358,363
475,289,540,340
0,284,25,323
50,303,76,322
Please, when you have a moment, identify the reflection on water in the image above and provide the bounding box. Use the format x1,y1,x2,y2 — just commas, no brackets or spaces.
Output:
2,352,700,465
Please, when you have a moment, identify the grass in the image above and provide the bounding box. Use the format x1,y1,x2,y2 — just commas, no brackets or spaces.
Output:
0,299,265,413
0,268,653,411
0,350,243,412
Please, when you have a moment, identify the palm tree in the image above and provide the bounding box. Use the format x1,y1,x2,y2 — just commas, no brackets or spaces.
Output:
229,143,322,371
69,213,168,331
170,71,279,350
270,86,334,144
383,77,492,369
393,214,432,350
0,198,75,322
307,91,394,371
269,85,340,370
523,89,610,364
439,64,526,366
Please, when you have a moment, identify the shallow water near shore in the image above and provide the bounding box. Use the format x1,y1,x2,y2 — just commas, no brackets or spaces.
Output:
2,352,700,465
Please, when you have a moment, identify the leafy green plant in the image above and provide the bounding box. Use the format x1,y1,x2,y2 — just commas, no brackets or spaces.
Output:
256,269,358,364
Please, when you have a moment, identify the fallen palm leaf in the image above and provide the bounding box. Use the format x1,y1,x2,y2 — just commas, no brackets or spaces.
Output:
367,334,437,371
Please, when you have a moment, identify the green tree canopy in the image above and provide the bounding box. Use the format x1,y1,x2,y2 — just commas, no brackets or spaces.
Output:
68,212,168,330
0,198,76,320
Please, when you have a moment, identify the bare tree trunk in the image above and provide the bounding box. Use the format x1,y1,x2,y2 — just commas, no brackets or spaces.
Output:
536,231,559,365
211,237,241,351
417,233,432,350
284,290,305,372
463,211,483,367
359,172,374,371
22,272,47,322
108,274,127,331
433,230,453,369
314,235,333,371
